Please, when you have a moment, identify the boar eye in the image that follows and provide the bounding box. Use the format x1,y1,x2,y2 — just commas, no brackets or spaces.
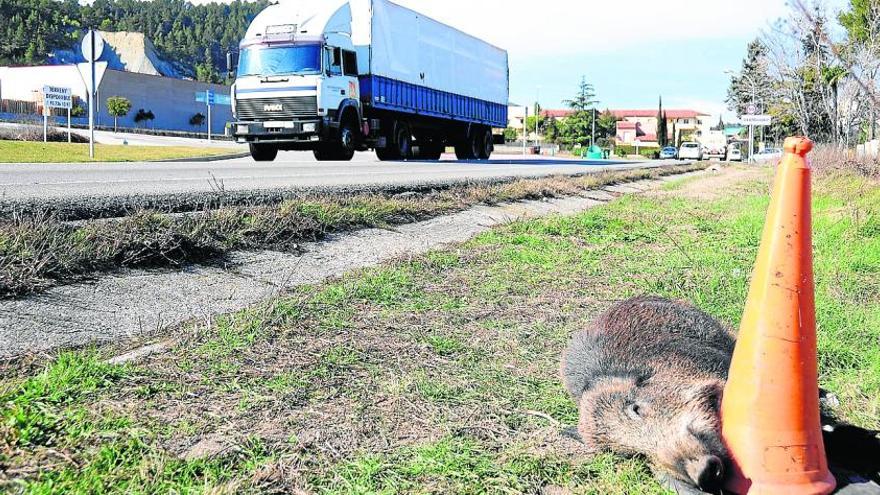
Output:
625,403,643,421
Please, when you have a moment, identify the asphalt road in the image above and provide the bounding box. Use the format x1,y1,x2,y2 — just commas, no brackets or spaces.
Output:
0,122,240,148
0,151,680,202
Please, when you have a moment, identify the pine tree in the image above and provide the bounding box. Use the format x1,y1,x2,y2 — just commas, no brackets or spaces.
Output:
661,110,668,147
656,97,668,147
564,76,598,112
725,39,773,115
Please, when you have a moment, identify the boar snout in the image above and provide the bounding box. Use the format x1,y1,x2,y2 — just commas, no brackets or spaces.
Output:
685,454,725,491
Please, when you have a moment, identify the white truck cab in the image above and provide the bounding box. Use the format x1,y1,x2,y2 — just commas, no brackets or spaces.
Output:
230,0,509,163
232,1,362,161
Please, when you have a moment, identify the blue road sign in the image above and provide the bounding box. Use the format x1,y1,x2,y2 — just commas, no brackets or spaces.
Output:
196,90,231,106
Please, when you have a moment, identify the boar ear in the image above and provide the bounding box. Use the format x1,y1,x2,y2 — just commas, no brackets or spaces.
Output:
682,379,724,412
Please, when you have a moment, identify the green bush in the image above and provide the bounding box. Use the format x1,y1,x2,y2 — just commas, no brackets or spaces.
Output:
614,144,660,159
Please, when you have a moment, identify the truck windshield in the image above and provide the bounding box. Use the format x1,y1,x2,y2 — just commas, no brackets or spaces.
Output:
237,44,321,77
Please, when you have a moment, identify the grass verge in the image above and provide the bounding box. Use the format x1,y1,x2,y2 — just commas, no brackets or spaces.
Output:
1,165,876,493
0,140,239,163
0,163,704,298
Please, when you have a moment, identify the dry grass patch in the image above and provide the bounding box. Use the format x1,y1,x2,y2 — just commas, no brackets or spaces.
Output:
0,164,705,299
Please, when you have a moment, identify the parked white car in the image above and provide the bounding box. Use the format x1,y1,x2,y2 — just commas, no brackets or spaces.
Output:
726,147,742,161
678,142,703,161
753,148,783,162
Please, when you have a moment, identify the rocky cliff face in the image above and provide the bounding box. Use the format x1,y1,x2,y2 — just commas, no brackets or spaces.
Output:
49,31,182,79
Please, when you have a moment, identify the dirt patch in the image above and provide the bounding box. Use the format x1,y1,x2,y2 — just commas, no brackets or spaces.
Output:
650,165,769,200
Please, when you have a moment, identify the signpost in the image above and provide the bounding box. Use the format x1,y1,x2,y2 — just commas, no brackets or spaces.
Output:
740,114,773,163
196,90,232,142
42,86,73,143
81,30,105,159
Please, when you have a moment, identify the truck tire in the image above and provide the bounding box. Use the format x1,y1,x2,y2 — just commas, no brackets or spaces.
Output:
313,146,338,161
478,129,494,159
314,118,357,161
375,146,398,161
249,143,278,162
456,129,482,160
417,142,444,161
394,123,413,160
455,131,478,160
454,142,473,160
336,115,357,161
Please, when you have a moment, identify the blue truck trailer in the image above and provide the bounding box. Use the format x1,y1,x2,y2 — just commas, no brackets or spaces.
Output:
230,0,509,162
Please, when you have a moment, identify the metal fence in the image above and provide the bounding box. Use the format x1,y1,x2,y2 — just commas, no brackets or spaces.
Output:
0,99,37,115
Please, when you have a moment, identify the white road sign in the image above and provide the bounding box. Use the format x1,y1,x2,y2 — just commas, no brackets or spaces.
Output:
81,30,105,62
43,86,72,109
741,114,773,126
747,104,757,114
76,62,108,96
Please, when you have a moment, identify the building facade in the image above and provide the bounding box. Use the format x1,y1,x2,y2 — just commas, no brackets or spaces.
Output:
611,109,711,146
538,107,712,147
0,31,231,134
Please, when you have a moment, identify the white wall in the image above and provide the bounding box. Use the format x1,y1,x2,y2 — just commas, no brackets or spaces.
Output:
0,65,86,102
98,70,231,134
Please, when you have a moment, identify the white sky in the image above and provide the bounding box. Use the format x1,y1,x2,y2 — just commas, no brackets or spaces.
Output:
389,0,790,56
186,0,790,55
175,0,852,116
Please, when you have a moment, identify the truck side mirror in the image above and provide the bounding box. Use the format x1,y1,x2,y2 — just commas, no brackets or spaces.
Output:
227,52,235,78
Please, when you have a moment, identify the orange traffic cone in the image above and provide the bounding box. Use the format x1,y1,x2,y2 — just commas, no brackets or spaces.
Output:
720,137,836,495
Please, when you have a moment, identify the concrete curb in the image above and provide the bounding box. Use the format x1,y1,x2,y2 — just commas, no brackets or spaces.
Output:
154,152,250,163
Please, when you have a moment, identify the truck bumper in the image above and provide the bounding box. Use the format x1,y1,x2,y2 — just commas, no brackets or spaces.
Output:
232,118,329,147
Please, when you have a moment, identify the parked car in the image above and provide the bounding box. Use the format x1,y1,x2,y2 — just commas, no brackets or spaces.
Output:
659,146,678,160
678,142,703,161
704,145,726,160
753,147,783,162
726,147,742,161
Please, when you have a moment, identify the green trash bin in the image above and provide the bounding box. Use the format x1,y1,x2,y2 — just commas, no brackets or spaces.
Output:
584,145,604,160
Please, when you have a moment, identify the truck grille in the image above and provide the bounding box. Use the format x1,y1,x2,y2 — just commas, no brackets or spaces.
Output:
236,96,317,120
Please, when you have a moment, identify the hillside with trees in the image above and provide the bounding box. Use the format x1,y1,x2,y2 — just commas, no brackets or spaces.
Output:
0,0,266,82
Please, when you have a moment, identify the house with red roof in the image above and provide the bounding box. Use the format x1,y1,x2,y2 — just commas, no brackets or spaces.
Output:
611,109,711,146
539,108,712,147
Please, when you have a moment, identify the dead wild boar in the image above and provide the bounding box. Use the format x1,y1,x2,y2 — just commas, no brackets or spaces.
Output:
561,295,880,494
561,296,732,491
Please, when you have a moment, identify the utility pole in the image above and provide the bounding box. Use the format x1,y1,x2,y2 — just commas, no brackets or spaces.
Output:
522,105,528,156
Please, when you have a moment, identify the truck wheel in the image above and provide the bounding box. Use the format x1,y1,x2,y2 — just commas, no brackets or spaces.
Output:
454,142,471,160
395,124,413,160
470,130,483,159
478,129,494,159
375,146,398,161
313,146,337,161
418,142,443,160
336,118,357,161
249,143,278,162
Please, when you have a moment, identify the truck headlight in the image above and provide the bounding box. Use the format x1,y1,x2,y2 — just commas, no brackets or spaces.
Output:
302,123,316,133
237,124,249,134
